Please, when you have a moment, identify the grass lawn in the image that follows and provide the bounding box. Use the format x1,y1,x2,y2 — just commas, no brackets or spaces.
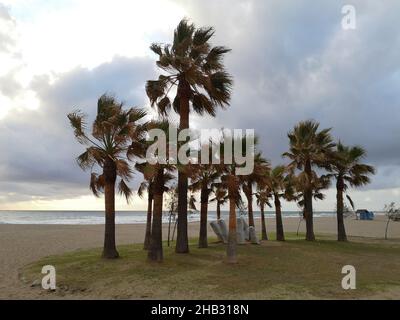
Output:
22,233,400,299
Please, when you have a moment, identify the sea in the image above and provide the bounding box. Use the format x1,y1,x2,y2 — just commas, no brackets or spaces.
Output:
0,210,343,225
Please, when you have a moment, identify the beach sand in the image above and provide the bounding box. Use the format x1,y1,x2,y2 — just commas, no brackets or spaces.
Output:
0,215,399,299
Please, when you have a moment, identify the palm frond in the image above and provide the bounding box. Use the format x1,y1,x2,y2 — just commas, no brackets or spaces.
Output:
67,111,88,144
89,173,103,197
346,194,355,210
150,43,163,56
146,79,168,107
204,46,231,72
193,26,214,46
189,194,197,211
115,159,132,180
118,179,133,203
137,181,149,199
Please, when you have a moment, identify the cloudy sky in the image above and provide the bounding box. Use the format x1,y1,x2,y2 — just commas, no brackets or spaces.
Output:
0,0,399,211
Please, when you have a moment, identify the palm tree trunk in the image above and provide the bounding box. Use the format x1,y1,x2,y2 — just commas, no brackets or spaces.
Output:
260,204,268,240
143,193,153,250
176,78,190,254
148,170,164,262
304,193,315,241
227,188,237,264
304,160,315,241
217,202,221,220
167,211,172,247
336,177,347,241
102,159,119,259
198,187,209,248
246,185,254,227
275,194,285,241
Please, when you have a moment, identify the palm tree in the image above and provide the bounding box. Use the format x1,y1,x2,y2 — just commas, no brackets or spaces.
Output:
210,184,228,220
240,147,270,229
283,120,335,241
189,160,220,248
146,164,164,262
146,19,233,253
295,175,331,212
218,138,246,263
144,120,175,262
291,174,330,235
67,94,147,259
221,166,241,263
146,163,174,262
329,142,375,241
264,166,291,241
135,162,154,250
255,186,271,240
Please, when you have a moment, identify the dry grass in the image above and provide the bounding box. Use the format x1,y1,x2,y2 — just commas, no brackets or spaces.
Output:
22,233,400,300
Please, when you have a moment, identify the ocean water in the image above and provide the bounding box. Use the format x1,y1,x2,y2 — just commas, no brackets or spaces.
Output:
0,210,339,225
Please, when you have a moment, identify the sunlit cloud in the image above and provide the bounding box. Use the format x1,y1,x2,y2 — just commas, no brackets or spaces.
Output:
8,0,186,73
0,0,186,118
0,194,147,211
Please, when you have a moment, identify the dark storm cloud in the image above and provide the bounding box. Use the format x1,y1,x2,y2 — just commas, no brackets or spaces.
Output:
181,0,400,190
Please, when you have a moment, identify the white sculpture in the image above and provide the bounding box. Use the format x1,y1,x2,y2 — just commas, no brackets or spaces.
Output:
236,217,246,244
240,216,250,240
217,219,228,243
210,221,225,243
249,226,260,244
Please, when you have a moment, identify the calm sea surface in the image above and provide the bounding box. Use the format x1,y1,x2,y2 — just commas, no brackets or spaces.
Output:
0,210,342,225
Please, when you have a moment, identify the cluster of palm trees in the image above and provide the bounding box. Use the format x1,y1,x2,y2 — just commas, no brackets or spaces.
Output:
68,19,375,263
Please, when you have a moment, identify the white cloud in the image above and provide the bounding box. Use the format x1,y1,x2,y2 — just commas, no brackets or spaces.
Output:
10,0,186,74
0,0,187,119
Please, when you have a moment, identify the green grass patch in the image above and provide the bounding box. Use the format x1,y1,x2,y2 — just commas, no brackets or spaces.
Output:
22,233,400,299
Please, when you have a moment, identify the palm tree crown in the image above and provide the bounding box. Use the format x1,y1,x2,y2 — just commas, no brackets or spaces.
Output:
67,94,147,201
283,120,336,172
330,142,375,189
146,19,233,117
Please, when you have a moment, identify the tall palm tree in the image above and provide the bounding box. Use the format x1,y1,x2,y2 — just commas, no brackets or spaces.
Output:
283,120,335,241
329,142,375,241
210,184,228,220
146,19,233,253
255,186,271,240
189,160,220,248
67,94,147,259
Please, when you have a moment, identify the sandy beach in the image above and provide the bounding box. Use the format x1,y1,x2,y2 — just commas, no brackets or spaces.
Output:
1,215,399,299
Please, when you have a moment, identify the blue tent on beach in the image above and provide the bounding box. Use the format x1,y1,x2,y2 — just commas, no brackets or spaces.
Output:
356,209,374,220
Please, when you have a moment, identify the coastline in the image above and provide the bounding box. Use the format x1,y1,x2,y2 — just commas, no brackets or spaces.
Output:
1,215,399,299
1,210,378,225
